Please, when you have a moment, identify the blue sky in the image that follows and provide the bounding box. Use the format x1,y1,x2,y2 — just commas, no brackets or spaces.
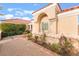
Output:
0,3,79,20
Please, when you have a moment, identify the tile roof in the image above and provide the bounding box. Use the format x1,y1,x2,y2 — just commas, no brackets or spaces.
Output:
62,6,79,13
2,18,31,24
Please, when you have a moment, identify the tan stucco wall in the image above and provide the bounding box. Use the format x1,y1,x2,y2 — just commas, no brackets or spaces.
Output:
58,15,78,35
49,20,57,34
58,9,79,35
32,22,39,34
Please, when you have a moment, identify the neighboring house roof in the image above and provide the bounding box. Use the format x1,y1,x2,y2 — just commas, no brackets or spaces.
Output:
32,3,62,14
2,18,31,24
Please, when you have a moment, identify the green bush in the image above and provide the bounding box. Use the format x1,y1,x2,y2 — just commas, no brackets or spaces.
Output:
50,43,61,53
24,30,31,34
34,35,39,42
27,33,32,40
1,23,26,37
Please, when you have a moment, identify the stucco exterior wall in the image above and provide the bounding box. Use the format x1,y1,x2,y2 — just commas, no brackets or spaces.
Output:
49,20,56,34
32,22,39,34
58,9,79,35
58,15,78,35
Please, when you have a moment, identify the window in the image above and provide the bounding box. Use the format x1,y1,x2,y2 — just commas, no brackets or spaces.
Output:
41,22,48,31
45,23,48,30
42,22,44,31
28,24,32,31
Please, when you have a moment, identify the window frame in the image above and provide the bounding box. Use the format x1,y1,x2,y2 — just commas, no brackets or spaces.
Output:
41,22,48,32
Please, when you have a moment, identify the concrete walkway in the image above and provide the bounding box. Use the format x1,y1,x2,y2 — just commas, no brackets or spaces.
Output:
0,35,58,56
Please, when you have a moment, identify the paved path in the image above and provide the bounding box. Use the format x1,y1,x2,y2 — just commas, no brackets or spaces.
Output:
0,35,58,56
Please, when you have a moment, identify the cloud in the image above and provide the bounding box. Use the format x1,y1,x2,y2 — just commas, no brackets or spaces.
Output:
4,14,14,19
13,17,31,20
0,16,4,20
15,11,24,16
22,17,31,20
7,8,34,18
15,10,34,16
2,14,31,20
14,17,21,19
12,17,31,20
6,8,33,20
23,10,34,14
7,8,14,12
33,3,39,6
7,8,21,12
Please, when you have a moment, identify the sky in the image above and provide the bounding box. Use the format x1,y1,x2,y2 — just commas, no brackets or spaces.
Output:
0,3,79,21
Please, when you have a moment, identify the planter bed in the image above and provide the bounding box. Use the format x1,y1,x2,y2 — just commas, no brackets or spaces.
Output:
27,34,79,56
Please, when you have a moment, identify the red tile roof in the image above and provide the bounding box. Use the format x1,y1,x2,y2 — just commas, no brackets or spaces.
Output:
3,18,31,24
62,6,79,13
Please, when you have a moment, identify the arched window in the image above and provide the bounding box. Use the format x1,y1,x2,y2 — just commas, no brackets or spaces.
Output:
37,13,48,32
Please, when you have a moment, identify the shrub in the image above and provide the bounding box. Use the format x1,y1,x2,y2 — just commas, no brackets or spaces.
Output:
27,33,32,40
1,23,26,38
24,30,31,34
59,36,74,55
40,33,46,44
15,24,26,35
34,35,39,42
49,43,61,53
49,36,77,55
